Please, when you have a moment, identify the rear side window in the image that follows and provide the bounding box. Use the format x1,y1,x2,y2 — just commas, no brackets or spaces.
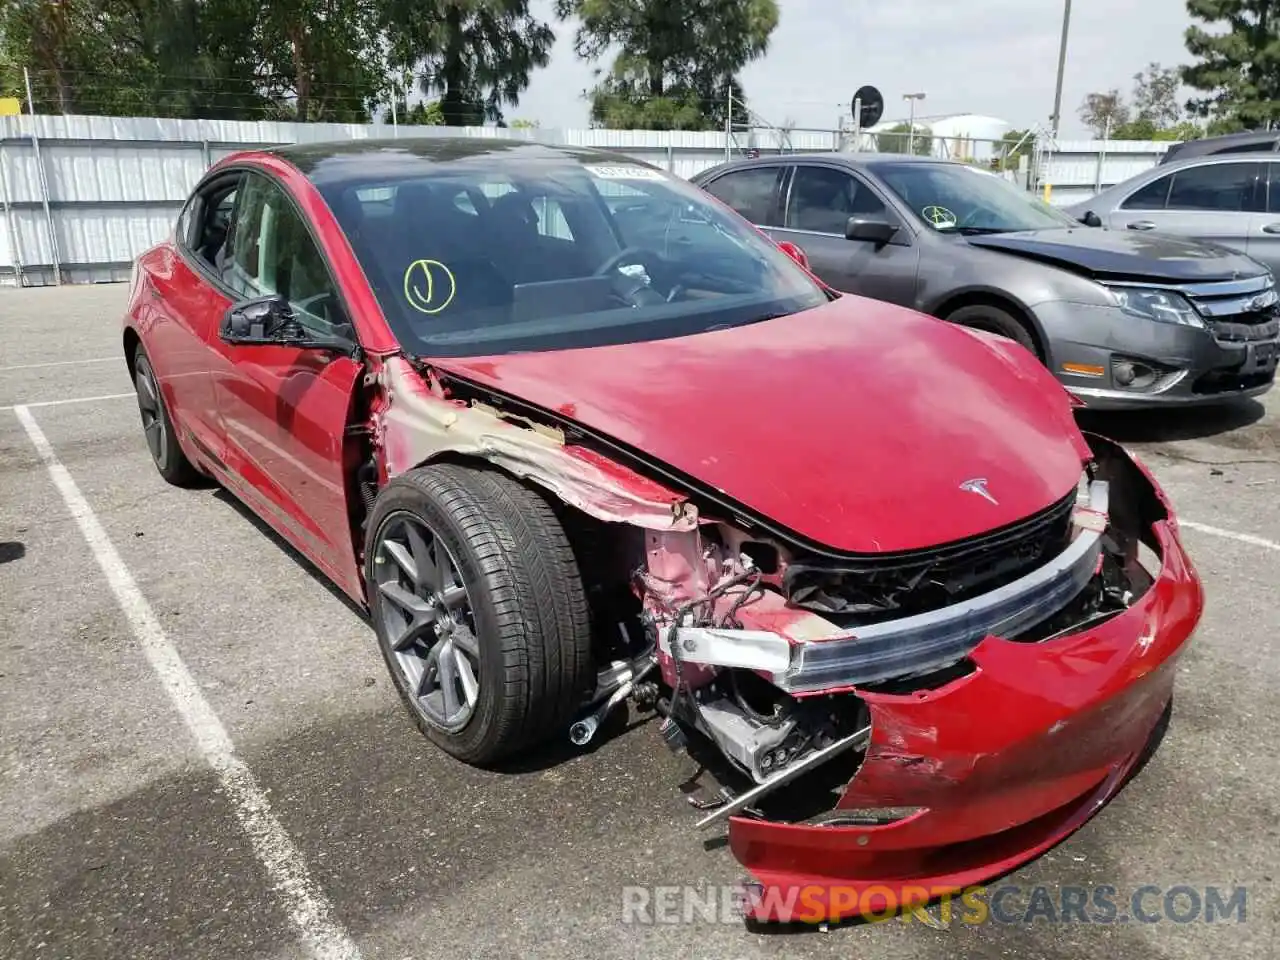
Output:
702,167,782,224
1167,162,1261,212
1123,162,1262,212
1267,162,1280,213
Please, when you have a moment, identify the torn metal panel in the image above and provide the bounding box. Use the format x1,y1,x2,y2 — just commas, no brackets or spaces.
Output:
373,356,697,530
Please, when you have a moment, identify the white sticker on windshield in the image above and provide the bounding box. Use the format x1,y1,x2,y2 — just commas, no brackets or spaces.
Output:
585,164,667,181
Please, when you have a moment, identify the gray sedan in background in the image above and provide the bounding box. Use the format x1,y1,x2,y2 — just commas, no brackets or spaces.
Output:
690,153,1280,408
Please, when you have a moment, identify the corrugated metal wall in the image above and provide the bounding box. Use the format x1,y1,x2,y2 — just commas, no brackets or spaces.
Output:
0,113,1166,286
1040,139,1174,207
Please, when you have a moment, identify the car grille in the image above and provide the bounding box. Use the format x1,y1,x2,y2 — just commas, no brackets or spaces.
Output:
783,488,1079,626
1180,274,1280,343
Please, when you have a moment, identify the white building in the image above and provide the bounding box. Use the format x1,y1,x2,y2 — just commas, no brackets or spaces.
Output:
863,113,1013,160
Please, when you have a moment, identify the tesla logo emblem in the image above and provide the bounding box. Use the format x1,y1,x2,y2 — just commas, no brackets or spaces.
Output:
403,258,457,315
959,478,998,505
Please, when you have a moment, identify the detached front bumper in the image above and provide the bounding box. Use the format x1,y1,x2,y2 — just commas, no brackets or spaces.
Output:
728,445,1204,923
1035,300,1278,409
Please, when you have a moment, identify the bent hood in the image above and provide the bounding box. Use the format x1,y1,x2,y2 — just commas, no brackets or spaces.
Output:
427,297,1089,554
966,227,1265,284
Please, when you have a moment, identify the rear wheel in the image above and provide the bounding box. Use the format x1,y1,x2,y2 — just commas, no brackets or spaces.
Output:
945,303,1040,359
132,345,200,487
366,464,594,765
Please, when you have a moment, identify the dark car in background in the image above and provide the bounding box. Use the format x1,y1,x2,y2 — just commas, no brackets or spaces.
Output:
1160,130,1280,165
692,153,1280,408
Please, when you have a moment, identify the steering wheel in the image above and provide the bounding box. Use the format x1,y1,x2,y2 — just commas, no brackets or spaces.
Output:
594,246,664,277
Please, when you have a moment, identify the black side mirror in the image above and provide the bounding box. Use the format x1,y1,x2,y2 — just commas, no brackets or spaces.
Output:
1078,210,1103,228
846,217,899,245
221,295,300,345
219,295,353,354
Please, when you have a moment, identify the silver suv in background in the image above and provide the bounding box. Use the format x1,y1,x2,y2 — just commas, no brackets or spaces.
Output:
1064,153,1280,276
692,153,1280,408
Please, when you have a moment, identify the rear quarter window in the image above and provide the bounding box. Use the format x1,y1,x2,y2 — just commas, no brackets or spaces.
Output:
702,167,782,224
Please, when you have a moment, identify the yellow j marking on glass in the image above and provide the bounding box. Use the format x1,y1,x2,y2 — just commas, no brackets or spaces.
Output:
403,259,457,314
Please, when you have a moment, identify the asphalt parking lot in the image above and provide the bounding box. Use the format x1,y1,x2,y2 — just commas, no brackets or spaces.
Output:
2,284,1279,960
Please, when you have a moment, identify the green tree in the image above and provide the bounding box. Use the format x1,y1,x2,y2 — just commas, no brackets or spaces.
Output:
1183,0,1280,130
383,98,445,124
995,128,1036,170
384,0,554,126
1,0,112,113
0,0,379,120
1078,61,1199,140
1132,61,1183,127
1078,89,1131,137
875,122,932,156
555,0,777,130
254,0,389,121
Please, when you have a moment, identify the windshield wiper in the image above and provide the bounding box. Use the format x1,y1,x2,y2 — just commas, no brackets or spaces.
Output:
952,226,1013,235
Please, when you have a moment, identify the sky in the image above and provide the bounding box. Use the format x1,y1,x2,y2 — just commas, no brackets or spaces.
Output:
512,0,1194,139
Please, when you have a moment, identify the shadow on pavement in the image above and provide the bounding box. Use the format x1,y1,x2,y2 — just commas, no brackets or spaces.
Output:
1076,398,1266,444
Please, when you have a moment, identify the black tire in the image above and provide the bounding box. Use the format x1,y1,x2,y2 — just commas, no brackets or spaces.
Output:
132,344,201,487
365,464,594,765
945,303,1040,359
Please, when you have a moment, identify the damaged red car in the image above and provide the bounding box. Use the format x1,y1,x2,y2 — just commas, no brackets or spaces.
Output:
123,139,1204,922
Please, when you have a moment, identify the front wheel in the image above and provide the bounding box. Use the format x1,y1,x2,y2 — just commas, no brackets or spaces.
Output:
365,464,594,765
945,304,1040,360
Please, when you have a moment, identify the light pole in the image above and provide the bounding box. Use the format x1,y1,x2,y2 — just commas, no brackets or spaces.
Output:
903,92,926,154
1049,0,1072,139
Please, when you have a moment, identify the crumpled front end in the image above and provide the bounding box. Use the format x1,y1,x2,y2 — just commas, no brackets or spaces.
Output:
718,436,1203,922
363,355,1201,922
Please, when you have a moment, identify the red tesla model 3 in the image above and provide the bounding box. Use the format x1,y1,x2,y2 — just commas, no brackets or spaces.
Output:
123,138,1204,921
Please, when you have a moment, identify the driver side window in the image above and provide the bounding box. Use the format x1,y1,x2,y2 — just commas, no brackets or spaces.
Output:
222,173,349,338
787,165,887,234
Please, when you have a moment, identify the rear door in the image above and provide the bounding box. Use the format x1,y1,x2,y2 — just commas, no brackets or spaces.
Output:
770,162,919,305
1249,161,1280,274
697,162,786,228
1104,158,1262,253
147,172,243,460
203,169,365,597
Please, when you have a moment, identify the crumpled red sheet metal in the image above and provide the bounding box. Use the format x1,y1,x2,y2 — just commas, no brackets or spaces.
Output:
728,512,1201,923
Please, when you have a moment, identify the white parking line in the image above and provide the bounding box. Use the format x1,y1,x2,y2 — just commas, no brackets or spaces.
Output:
12,404,363,960
0,392,133,412
0,356,118,372
1179,520,1280,553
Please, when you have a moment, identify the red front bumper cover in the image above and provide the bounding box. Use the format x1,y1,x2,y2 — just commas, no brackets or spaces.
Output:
729,445,1204,923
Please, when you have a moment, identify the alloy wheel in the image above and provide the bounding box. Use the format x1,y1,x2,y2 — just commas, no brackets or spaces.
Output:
373,512,481,733
134,357,167,468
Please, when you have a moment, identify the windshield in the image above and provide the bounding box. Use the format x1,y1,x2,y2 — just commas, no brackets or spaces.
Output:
867,161,1078,234
316,156,827,356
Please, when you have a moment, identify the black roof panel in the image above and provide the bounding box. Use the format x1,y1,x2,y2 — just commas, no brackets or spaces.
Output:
268,136,662,186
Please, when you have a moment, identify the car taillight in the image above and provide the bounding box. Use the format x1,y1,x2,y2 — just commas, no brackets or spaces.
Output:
776,240,809,270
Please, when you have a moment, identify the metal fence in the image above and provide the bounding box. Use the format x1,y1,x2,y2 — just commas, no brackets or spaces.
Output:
0,113,1173,287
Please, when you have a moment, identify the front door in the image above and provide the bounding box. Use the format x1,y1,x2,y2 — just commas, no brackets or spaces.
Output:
204,170,364,596
770,163,920,305
1103,158,1261,255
